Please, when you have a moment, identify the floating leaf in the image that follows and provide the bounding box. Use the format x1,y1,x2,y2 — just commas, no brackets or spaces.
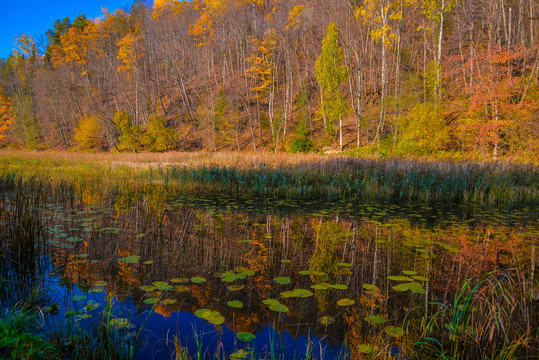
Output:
262,299,281,307
337,298,355,306
221,276,236,283
171,278,189,283
161,299,177,305
319,316,335,326
412,276,430,282
273,277,291,285
227,300,243,309
141,285,157,292
83,302,100,311
88,288,103,294
392,282,426,294
118,255,140,264
236,332,255,342
337,262,352,267
153,282,173,291
195,309,225,325
281,260,291,263
364,315,386,324
230,349,250,359
387,276,414,282
191,277,207,284
144,298,159,304
358,344,379,354
402,270,417,275
298,270,310,275
331,284,348,290
269,304,289,312
311,283,331,290
311,271,326,276
108,318,134,329
362,284,378,291
384,326,404,337
143,261,154,265
94,281,107,287
227,285,245,291
174,285,189,293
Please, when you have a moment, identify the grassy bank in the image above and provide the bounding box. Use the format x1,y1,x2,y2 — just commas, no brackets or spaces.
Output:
1,150,537,206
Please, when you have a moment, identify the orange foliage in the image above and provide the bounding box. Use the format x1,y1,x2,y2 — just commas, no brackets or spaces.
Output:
0,88,13,146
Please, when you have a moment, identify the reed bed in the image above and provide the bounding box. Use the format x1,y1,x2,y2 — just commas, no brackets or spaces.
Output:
1,150,537,205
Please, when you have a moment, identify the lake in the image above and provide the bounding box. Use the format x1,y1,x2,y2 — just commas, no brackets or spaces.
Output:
0,179,537,359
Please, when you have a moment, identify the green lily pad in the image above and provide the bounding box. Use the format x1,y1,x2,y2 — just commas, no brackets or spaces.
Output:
143,261,154,265
108,318,134,329
412,276,430,282
141,285,157,292
83,302,100,311
273,277,291,285
337,262,352,267
331,284,348,290
362,284,378,291
236,332,255,342
227,285,245,291
384,326,404,337
144,298,160,304
358,344,379,354
191,277,207,284
153,281,173,291
118,255,140,264
230,349,250,359
311,283,331,290
227,300,243,309
269,304,289,312
171,278,189,283
194,309,225,325
262,299,281,307
319,315,335,326
174,285,189,293
337,298,355,306
364,315,386,324
387,276,414,282
402,270,417,275
161,299,177,305
88,288,104,294
298,270,310,275
392,282,426,294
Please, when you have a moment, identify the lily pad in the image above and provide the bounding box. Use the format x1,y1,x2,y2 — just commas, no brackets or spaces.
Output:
194,309,225,325
144,298,160,304
331,284,348,290
73,295,86,302
118,255,140,264
236,332,255,342
191,277,207,284
143,261,154,265
269,304,289,312
337,298,355,306
392,282,426,294
227,300,243,309
319,315,335,326
141,285,157,292
358,344,379,354
384,326,404,337
83,302,100,311
412,276,430,282
262,299,281,307
230,349,250,359
153,281,173,291
311,283,331,290
171,278,189,283
337,262,352,267
273,277,291,285
402,270,417,275
364,315,386,324
108,318,134,329
161,299,177,305
227,285,245,291
94,281,107,287
88,288,104,294
298,270,310,275
174,285,189,293
387,276,414,282
362,284,378,290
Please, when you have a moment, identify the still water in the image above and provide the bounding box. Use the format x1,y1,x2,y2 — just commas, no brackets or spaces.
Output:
2,182,537,359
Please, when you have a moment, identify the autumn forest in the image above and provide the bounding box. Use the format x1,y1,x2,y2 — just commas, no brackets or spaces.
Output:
0,0,538,158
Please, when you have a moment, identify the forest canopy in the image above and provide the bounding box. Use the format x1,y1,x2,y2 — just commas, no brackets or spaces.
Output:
0,0,537,159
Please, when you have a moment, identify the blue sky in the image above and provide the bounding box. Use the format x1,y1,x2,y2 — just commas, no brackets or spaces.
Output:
0,0,136,59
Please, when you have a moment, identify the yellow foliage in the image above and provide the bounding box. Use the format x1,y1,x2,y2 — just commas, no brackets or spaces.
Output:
246,30,277,98
117,34,143,75
285,5,309,30
73,115,103,150
0,88,13,146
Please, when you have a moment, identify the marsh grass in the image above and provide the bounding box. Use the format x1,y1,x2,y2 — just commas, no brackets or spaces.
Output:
1,150,537,205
